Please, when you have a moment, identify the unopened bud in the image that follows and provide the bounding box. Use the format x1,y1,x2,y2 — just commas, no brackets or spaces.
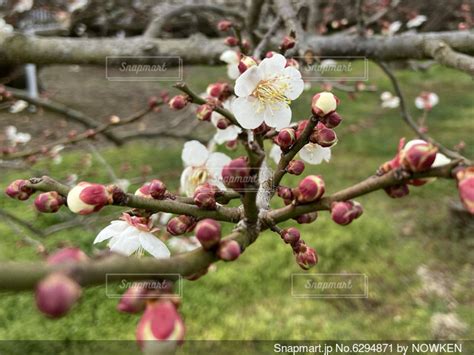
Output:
295,175,325,203
384,184,409,198
217,240,241,261
148,179,167,199
5,179,34,200
224,36,239,46
34,191,65,213
281,227,300,245
287,160,305,175
206,82,231,101
294,212,318,224
35,273,81,318
166,215,196,236
331,201,363,225
400,140,438,172
195,219,221,249
285,58,299,69
193,184,217,210
311,92,339,117
295,120,309,140
295,245,318,270
310,123,337,147
277,186,293,201
67,182,112,215
275,128,296,150
148,96,159,109
47,247,88,265
222,157,251,191
168,95,188,110
117,285,148,313
216,117,231,129
456,167,474,214
280,35,296,51
217,20,233,31
238,55,257,74
196,104,213,121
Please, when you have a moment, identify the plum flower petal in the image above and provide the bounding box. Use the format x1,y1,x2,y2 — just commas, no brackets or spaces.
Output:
299,143,331,165
269,144,282,164
407,15,427,28
220,50,240,79
182,140,209,167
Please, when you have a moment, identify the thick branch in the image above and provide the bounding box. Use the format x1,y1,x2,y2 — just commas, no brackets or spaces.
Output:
423,39,474,76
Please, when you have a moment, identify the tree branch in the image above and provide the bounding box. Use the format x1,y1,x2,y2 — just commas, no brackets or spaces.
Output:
423,39,474,76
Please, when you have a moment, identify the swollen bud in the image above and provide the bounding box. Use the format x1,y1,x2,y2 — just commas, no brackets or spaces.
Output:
384,184,409,198
295,175,325,203
136,301,185,351
206,82,231,101
222,157,251,191
456,167,474,214
281,227,300,245
5,179,34,200
117,285,148,313
400,140,438,172
34,191,65,213
310,123,337,147
331,201,363,225
295,245,318,270
35,273,81,318
195,219,221,249
168,95,188,110
166,215,196,236
193,184,217,210
287,160,305,175
320,111,343,128
217,240,241,261
47,247,88,265
224,36,239,46
148,179,167,199
294,212,318,224
280,35,296,51
196,104,213,122
311,92,339,117
275,128,296,150
277,186,294,201
238,55,257,74
67,182,113,215
217,20,233,31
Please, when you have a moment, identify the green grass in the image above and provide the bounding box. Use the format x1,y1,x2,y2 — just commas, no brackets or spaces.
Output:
0,63,473,341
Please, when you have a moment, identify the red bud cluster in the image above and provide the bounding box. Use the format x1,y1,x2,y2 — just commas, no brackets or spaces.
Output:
135,179,167,199
193,183,218,210
5,179,34,200
292,240,318,270
330,201,363,225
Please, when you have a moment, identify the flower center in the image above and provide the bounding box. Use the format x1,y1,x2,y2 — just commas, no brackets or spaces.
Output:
252,77,290,112
191,168,209,186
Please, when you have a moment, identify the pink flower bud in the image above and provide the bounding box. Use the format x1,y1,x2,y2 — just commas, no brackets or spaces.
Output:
117,286,148,313
311,92,339,117
241,39,251,52
5,179,34,200
456,167,474,214
193,184,217,210
287,160,305,176
281,227,300,245
277,186,293,201
280,35,296,50
384,184,409,198
275,128,296,150
167,215,196,236
294,212,318,224
196,104,213,121
224,36,239,46
148,179,167,200
217,240,241,261
285,58,299,69
136,301,185,350
253,122,271,135
206,82,231,101
35,273,81,318
238,55,257,74
217,20,233,31
168,95,188,110
295,175,325,203
216,117,231,129
67,182,112,215
295,119,309,139
295,245,318,270
400,140,438,172
310,123,337,147
195,218,221,249
222,157,251,191
34,191,65,213
331,201,363,225
47,247,88,265
321,110,343,128
225,139,238,150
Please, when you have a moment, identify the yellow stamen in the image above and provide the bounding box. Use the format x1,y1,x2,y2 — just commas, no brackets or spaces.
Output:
252,76,291,113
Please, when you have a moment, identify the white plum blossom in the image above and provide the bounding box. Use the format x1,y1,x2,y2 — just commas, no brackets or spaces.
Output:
232,53,304,130
180,140,231,197
211,98,242,144
9,100,28,113
168,236,201,253
380,91,400,108
415,92,439,110
407,15,427,28
386,21,402,36
299,143,332,165
269,144,282,164
5,125,31,145
94,213,170,258
432,152,451,167
220,50,240,79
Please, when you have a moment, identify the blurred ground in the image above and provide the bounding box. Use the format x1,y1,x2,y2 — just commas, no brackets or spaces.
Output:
0,63,473,341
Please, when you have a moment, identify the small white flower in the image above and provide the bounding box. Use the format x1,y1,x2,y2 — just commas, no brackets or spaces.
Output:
299,143,331,165
211,99,242,144
180,140,231,197
9,100,28,113
407,15,427,28
232,53,304,130
432,152,450,167
168,236,201,253
220,50,240,79
380,91,400,108
94,213,170,258
385,21,402,36
415,92,439,110
269,144,282,164
5,125,31,145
